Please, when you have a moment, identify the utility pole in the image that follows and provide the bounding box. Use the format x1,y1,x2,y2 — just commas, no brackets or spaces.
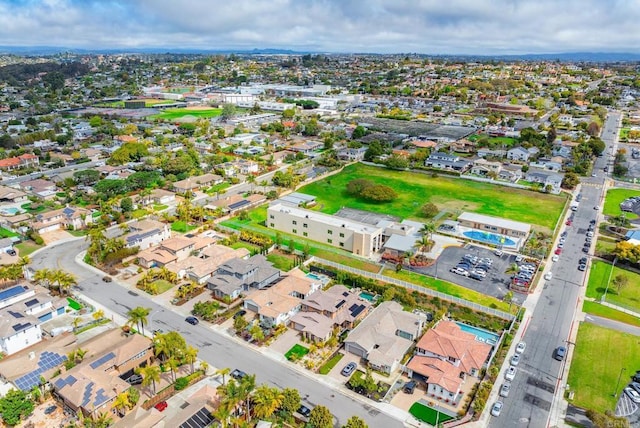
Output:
614,367,626,397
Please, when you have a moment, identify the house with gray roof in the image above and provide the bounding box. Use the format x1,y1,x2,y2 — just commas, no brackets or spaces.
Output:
206,254,280,301
122,219,171,250
506,146,531,162
425,152,471,172
524,168,564,193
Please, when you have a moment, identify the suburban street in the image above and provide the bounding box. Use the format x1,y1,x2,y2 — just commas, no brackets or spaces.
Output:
1,160,101,185
29,239,404,428
491,111,621,428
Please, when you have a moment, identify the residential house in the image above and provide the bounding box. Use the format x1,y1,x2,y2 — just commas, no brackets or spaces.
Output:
0,213,32,233
123,219,171,250
498,164,523,182
235,159,259,175
0,237,14,253
260,150,293,166
425,152,471,172
289,140,323,155
206,194,266,215
337,147,367,161
290,285,372,342
525,168,563,192
0,185,28,203
165,245,250,284
53,331,153,419
31,207,93,234
529,159,562,172
506,146,531,162
19,178,58,199
344,301,426,374
244,271,321,327
136,235,214,269
552,145,572,159
469,159,502,177
449,139,476,154
477,148,506,159
0,154,39,171
408,139,438,150
206,254,280,301
149,188,176,206
173,173,223,193
406,321,492,405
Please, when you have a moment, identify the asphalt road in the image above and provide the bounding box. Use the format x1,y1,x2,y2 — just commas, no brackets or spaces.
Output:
30,239,404,428
491,111,621,428
1,161,100,185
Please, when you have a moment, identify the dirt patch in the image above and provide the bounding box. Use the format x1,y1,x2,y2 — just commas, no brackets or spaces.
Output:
40,229,74,245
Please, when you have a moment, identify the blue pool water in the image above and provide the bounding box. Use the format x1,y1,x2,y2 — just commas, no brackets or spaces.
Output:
306,273,321,281
463,230,516,246
456,322,500,345
359,292,376,301
0,207,19,215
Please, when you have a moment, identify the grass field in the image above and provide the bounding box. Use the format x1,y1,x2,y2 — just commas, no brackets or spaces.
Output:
152,280,175,294
567,323,640,412
468,134,517,147
150,108,222,121
319,353,344,375
15,241,42,257
285,344,309,361
266,251,295,271
298,164,566,231
603,188,640,219
582,301,640,327
171,221,197,233
0,227,18,238
383,268,514,313
230,241,261,255
587,260,640,313
408,402,454,425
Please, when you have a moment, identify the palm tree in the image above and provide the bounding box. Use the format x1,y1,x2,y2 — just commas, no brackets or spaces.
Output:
185,346,198,374
239,374,256,422
126,306,151,336
139,365,161,395
420,222,436,241
259,180,268,194
33,268,52,289
153,333,173,363
200,360,209,375
166,356,179,382
215,367,231,386
212,405,231,428
252,384,284,419
72,317,82,330
113,391,131,417
247,174,256,193
92,309,105,322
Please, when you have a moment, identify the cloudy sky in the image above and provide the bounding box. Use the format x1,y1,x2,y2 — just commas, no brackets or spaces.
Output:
0,0,638,54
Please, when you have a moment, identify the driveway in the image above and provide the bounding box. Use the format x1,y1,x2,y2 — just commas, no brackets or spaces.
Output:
326,351,361,382
268,327,303,356
409,244,519,302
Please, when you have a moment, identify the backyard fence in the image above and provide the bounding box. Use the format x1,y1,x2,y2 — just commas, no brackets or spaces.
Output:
310,257,515,321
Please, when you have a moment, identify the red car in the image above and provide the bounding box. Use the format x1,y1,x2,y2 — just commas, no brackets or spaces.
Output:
555,248,562,255
565,220,572,226
154,401,168,412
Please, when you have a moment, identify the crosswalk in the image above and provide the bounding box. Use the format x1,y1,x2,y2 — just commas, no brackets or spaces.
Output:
581,182,603,188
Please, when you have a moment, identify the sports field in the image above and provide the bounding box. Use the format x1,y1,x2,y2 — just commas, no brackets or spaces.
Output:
150,107,222,121
298,164,566,231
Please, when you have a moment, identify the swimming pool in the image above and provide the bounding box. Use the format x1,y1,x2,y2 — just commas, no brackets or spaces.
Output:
462,230,516,247
359,292,376,301
0,207,19,216
456,322,500,345
306,273,321,281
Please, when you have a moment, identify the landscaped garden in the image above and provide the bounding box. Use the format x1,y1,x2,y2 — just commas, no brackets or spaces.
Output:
603,188,640,219
318,353,344,375
171,220,197,233
285,344,309,361
586,260,640,313
266,250,296,271
298,163,566,231
567,322,640,412
0,227,19,238
408,401,454,425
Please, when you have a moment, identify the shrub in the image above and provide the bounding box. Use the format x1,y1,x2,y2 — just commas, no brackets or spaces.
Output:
174,377,189,391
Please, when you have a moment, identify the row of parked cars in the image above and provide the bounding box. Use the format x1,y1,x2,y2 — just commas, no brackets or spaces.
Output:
582,219,596,255
450,253,494,281
512,260,538,288
623,371,640,404
492,341,527,417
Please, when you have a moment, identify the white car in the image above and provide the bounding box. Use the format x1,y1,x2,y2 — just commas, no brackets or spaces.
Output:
510,354,521,366
494,249,503,256
499,383,511,398
552,255,559,262
515,255,524,263
505,366,517,381
625,387,640,404
544,272,553,281
491,401,503,417
516,341,526,354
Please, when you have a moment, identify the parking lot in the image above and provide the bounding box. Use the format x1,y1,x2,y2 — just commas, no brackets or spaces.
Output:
409,245,519,302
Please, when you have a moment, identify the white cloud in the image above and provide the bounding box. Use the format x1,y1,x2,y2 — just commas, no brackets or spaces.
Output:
0,0,637,53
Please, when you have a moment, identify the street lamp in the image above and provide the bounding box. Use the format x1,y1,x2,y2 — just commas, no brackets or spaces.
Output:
614,367,626,397
601,256,618,303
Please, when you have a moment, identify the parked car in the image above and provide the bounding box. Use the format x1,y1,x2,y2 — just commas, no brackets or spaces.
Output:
154,401,168,412
630,382,640,395
625,387,640,404
505,366,517,381
499,383,511,398
231,368,247,380
491,401,503,417
297,405,312,418
234,310,247,319
578,264,586,271
44,405,58,415
554,248,562,255
126,374,143,385
494,249,503,257
554,346,567,361
185,316,199,325
341,362,357,377
102,276,112,283
450,267,469,276
566,220,572,226
544,272,553,281
579,257,588,264
403,380,417,394
552,255,559,262
516,341,526,354
586,231,594,238
5,248,16,256
510,354,521,366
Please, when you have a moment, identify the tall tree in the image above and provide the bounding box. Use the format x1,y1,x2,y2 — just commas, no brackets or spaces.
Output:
252,384,283,419
308,405,334,428
139,365,161,395
126,306,151,336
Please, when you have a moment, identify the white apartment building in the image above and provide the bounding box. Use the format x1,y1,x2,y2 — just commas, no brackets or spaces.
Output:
267,203,383,258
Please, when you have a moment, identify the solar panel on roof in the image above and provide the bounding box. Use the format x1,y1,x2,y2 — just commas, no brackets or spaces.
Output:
228,199,250,210
335,300,346,309
351,304,366,318
0,285,27,301
81,382,94,407
12,322,31,331
179,407,215,428
24,298,39,307
94,388,109,407
89,351,116,369
8,310,24,318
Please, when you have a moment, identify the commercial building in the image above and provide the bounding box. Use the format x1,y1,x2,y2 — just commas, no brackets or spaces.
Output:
457,212,531,239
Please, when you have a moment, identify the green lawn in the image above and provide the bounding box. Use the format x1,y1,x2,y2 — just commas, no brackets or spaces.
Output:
230,241,261,255
153,204,169,212
603,188,640,219
20,203,46,213
567,323,640,412
408,402,454,425
582,301,640,328
171,221,197,233
15,241,42,256
152,280,175,294
132,209,149,219
587,260,640,313
67,230,87,237
266,252,295,271
468,134,517,147
285,344,309,361
298,164,566,231
383,268,514,313
150,108,222,121
319,353,344,375
0,228,18,238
